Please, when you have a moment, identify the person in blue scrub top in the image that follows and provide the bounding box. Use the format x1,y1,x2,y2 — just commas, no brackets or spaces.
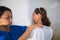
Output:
0,6,40,40
0,6,28,40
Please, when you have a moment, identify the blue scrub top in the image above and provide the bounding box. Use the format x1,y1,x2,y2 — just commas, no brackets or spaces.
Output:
0,25,27,40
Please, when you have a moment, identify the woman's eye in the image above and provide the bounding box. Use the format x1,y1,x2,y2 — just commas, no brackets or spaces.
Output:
5,16,12,19
5,17,9,19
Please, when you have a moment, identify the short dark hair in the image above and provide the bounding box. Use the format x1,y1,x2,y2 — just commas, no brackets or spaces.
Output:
0,6,12,17
34,7,51,26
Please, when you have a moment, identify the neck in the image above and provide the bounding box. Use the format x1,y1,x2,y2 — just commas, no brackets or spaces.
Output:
34,23,44,28
0,25,10,32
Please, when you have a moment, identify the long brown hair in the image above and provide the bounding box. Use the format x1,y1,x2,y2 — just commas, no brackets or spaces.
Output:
34,7,51,26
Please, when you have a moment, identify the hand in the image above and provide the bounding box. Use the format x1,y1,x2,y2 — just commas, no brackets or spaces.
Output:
29,24,40,29
29,24,44,29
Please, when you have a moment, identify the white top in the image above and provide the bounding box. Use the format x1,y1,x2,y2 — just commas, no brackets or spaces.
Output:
27,26,53,40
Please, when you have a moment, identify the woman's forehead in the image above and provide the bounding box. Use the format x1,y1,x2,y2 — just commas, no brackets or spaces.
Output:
3,11,12,16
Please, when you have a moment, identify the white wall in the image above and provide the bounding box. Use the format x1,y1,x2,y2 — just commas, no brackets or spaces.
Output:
0,0,60,36
0,0,31,26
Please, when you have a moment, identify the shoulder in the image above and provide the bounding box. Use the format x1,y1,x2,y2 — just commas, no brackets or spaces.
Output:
10,25,27,33
10,25,27,29
45,26,53,32
44,26,52,30
10,25,27,40
10,25,27,30
44,26,53,36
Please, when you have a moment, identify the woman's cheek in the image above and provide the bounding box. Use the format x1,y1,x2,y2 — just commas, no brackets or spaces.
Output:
2,20,9,25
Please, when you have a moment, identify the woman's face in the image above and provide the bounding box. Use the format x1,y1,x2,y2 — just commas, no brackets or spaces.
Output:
32,12,42,24
0,10,12,26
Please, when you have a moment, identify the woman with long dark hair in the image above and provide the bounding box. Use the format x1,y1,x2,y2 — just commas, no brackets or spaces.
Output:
18,7,53,40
